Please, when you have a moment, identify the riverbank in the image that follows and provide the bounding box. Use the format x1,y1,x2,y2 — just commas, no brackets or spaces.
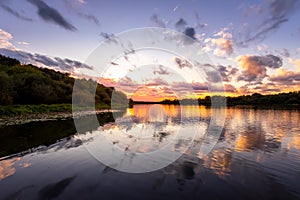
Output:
0,103,112,126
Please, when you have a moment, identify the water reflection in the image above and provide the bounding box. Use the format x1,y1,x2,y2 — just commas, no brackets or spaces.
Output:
0,106,299,199
38,176,76,199
0,158,19,180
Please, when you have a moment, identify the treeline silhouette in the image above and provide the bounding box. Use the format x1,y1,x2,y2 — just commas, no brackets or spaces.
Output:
133,92,300,107
0,54,126,107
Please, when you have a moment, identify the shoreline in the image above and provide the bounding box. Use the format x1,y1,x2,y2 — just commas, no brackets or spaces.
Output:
0,109,116,127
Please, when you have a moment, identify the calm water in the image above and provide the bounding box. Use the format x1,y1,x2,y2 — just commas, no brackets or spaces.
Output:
0,105,300,199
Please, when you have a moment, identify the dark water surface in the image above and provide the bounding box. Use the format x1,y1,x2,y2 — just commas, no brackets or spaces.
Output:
0,105,299,200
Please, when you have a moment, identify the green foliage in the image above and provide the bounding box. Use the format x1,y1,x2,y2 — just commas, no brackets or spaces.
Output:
0,54,20,67
0,54,128,112
0,104,73,116
0,72,13,105
225,92,300,107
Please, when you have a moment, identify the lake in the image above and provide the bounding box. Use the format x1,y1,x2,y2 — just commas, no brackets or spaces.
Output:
0,105,300,199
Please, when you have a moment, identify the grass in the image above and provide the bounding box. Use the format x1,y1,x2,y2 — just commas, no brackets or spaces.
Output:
0,103,111,116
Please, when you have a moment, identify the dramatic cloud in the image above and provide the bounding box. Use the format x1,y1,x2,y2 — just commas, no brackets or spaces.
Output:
174,57,193,69
240,0,299,44
0,29,14,49
27,0,77,31
0,48,93,72
153,65,170,75
150,14,166,28
0,4,33,21
237,54,283,82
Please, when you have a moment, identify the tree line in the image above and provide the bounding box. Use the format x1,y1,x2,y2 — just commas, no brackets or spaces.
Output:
133,92,300,107
0,54,127,107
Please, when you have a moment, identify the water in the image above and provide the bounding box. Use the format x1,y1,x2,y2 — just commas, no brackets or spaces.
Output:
0,105,299,199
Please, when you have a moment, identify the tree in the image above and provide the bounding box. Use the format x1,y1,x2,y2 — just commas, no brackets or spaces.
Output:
0,72,13,104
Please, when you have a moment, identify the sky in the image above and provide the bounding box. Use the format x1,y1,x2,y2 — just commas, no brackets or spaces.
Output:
0,0,300,101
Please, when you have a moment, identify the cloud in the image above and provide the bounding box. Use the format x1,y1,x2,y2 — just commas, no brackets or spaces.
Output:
169,81,208,97
174,57,193,69
77,12,100,26
224,84,237,93
193,11,208,29
289,58,300,71
237,54,283,82
100,32,118,44
204,28,233,56
190,82,208,91
280,48,290,57
173,5,179,12
76,0,86,4
204,64,239,83
0,29,14,49
99,77,117,87
145,77,168,86
183,27,196,40
115,76,139,93
0,4,33,21
153,65,170,75
27,0,77,31
269,68,300,83
240,81,298,94
63,0,100,26
217,65,239,82
252,84,281,93
257,44,268,52
55,57,93,70
175,18,187,30
150,14,166,28
206,71,222,83
0,48,93,72
240,0,299,44
17,41,30,45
